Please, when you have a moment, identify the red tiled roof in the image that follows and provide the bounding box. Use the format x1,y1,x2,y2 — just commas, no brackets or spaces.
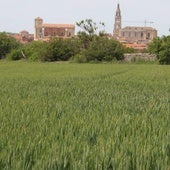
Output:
43,23,75,29
20,30,29,34
122,26,156,30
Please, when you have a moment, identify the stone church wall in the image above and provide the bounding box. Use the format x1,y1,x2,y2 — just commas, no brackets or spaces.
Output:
124,53,157,62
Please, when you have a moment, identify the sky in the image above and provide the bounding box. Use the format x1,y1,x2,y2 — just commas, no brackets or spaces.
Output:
0,0,169,36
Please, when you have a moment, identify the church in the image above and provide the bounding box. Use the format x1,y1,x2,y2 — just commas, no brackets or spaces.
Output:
113,3,157,49
34,17,75,40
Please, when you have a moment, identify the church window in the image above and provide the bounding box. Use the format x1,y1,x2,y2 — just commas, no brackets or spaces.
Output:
147,33,150,39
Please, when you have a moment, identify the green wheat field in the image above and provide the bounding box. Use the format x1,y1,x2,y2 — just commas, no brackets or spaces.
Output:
0,61,169,169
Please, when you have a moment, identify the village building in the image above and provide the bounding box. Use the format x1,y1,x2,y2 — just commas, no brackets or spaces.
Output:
113,3,157,50
34,17,75,40
8,30,34,43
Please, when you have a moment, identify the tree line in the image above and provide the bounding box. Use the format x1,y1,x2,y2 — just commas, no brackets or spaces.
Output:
0,19,170,64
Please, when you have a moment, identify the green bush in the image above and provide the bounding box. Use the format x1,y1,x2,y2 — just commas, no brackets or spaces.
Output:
158,43,170,64
148,36,170,64
47,38,81,61
84,37,124,62
6,49,23,60
71,54,87,63
23,41,49,61
0,32,21,59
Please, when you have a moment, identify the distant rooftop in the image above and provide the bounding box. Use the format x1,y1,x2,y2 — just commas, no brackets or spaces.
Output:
122,26,156,31
42,24,75,29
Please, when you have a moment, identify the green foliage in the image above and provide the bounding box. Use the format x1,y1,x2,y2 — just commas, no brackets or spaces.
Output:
1,19,135,63
6,48,23,60
130,57,157,64
157,37,170,64
75,19,125,62
71,53,87,63
148,36,170,64
76,19,105,49
6,38,81,62
47,38,81,61
23,41,49,61
76,19,104,36
2,18,128,63
84,37,124,61
0,62,169,169
0,32,21,59
20,35,125,63
148,37,162,54
77,31,93,49
124,47,137,53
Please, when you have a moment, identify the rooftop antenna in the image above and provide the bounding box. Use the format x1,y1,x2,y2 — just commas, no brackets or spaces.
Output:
144,19,154,27
124,20,154,27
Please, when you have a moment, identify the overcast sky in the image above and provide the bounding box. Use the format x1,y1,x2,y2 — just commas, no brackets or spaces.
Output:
0,0,169,36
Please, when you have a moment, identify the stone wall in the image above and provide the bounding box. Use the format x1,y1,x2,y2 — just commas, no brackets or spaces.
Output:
124,53,157,62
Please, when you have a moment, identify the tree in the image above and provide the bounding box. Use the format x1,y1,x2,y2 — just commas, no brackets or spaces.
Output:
74,19,126,62
148,37,162,55
76,19,105,49
157,40,170,64
76,19,99,36
46,37,81,61
84,36,125,62
22,41,49,61
6,48,23,60
148,36,170,64
0,32,21,59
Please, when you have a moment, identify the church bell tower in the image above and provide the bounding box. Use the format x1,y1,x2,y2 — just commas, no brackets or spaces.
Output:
34,17,43,40
113,3,122,38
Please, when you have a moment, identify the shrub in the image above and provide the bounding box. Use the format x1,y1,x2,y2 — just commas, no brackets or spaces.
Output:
158,48,170,64
0,32,21,59
71,54,87,63
6,49,23,60
148,36,170,64
84,37,124,62
47,38,81,61
23,41,49,61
